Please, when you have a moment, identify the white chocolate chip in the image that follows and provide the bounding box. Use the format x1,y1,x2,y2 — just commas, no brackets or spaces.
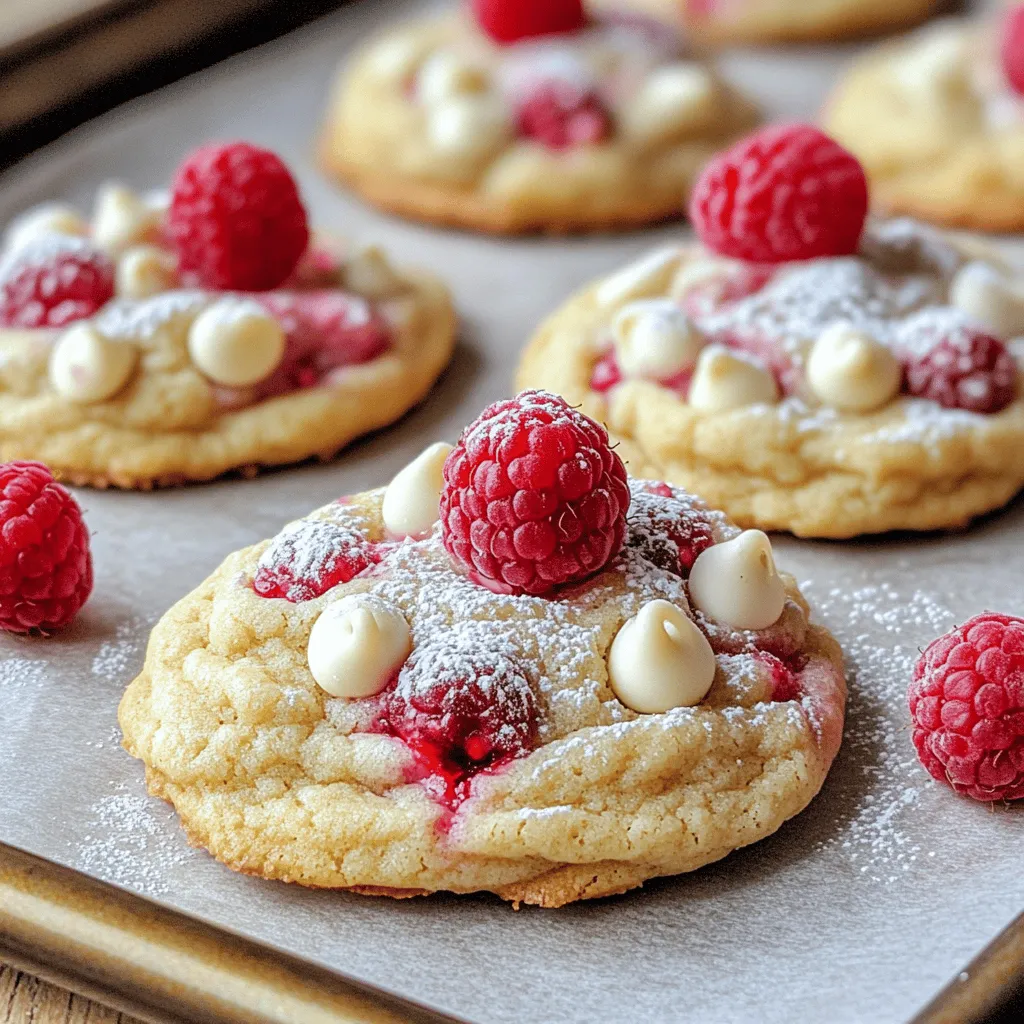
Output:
594,247,683,308
5,203,88,250
950,261,1024,340
92,183,161,254
688,531,786,632
687,346,779,412
806,324,901,413
49,323,137,404
608,600,717,714
622,64,717,144
426,95,513,161
417,51,489,104
366,35,424,83
893,25,968,100
612,299,705,380
187,298,286,387
307,595,412,699
382,442,453,539
115,245,178,299
343,246,405,300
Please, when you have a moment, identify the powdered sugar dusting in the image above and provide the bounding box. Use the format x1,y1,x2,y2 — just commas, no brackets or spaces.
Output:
0,233,99,283
801,578,954,883
92,615,148,680
94,289,209,341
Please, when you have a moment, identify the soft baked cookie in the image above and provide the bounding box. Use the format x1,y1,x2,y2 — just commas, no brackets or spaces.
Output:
825,8,1024,231
517,124,1024,538
682,0,939,44
119,391,846,907
318,0,759,234
0,142,456,488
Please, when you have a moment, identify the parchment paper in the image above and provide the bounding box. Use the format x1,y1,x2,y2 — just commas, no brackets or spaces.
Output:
0,2,1020,1022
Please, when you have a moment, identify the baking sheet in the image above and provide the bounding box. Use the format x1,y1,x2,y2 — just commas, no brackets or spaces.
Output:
0,1,1021,1021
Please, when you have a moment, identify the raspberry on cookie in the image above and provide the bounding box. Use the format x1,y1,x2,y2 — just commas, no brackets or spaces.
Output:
0,142,456,489
317,0,759,234
825,7,1024,231
517,123,1024,538
119,391,846,906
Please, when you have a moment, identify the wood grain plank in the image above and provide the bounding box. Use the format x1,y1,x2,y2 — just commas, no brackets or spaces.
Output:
0,963,142,1024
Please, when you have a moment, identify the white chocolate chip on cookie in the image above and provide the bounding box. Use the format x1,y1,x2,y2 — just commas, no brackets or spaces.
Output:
595,247,683,308
612,299,704,380
892,26,968,101
344,246,406,300
5,203,88,250
366,35,425,84
807,324,901,413
49,323,137,404
417,51,489,104
950,262,1024,340
608,599,717,714
426,95,513,162
92,184,162,254
116,245,178,299
623,64,717,144
687,346,779,412
688,530,786,632
382,441,453,539
188,298,286,387
307,595,412,699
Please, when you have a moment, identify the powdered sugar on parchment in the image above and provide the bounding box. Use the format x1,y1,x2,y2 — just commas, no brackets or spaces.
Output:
801,578,954,883
92,615,149,680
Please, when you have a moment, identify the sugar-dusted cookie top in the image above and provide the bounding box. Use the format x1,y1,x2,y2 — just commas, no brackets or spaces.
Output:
319,0,759,234
518,124,1024,538
120,390,845,907
0,141,455,488
826,8,1024,231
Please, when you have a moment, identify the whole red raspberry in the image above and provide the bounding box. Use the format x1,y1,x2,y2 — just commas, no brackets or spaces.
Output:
168,142,309,291
255,292,391,394
441,390,631,595
689,124,869,264
0,462,92,632
381,645,537,772
1001,5,1024,96
471,0,586,45
516,83,611,150
902,329,1016,414
625,481,716,577
253,519,380,602
910,613,1024,802
0,238,114,329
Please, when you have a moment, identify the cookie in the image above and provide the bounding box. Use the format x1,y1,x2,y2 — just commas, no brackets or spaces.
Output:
318,1,758,235
682,0,939,44
0,142,456,489
517,125,1024,539
824,13,1024,231
119,391,846,907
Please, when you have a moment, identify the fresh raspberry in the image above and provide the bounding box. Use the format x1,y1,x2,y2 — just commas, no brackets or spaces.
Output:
0,238,114,329
440,390,631,596
759,652,801,703
168,142,309,291
901,328,1016,414
909,613,1024,802
0,462,92,632
590,351,622,393
625,481,715,577
252,519,381,602
255,292,391,394
689,124,869,264
516,82,611,150
1001,5,1024,96
471,0,586,44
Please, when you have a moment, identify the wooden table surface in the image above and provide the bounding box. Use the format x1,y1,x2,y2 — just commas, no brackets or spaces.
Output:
1,963,142,1024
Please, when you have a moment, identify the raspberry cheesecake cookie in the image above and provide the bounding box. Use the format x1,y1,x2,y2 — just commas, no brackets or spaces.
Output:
825,7,1024,231
120,391,846,907
517,124,1024,538
0,142,455,488
318,0,758,234
681,0,938,45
